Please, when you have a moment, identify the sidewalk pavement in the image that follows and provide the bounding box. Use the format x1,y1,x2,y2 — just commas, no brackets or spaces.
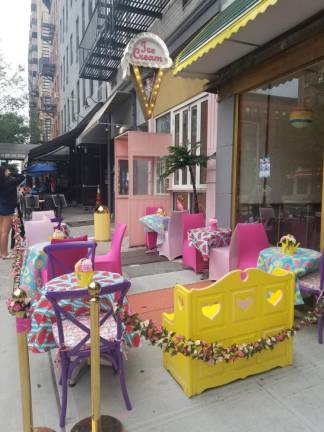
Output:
1,207,324,431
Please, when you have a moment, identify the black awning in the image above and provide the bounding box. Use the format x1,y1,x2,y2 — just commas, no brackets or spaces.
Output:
28,103,103,161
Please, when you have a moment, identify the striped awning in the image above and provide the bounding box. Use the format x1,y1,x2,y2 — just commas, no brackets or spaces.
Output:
173,0,324,78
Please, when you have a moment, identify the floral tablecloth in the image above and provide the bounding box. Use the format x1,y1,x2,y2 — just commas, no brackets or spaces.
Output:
257,247,321,305
138,214,170,245
188,227,232,261
28,270,132,353
20,241,48,292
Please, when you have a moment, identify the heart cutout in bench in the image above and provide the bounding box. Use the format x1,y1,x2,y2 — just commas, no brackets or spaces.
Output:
237,297,252,310
201,303,221,320
267,289,283,307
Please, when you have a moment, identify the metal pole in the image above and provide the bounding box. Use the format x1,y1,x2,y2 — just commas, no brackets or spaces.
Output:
71,282,122,432
12,289,56,432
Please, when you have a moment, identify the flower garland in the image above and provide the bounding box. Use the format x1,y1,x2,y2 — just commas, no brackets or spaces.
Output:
7,216,30,315
7,215,324,364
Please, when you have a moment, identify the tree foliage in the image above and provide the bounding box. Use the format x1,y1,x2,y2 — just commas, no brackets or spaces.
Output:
160,144,213,213
0,51,29,143
0,113,30,143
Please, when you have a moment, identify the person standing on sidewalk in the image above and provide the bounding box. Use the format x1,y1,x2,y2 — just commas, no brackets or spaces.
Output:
0,166,25,259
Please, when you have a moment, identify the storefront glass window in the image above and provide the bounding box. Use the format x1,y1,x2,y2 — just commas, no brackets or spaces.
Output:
237,63,324,249
118,160,128,195
155,158,168,194
133,158,151,195
200,100,208,184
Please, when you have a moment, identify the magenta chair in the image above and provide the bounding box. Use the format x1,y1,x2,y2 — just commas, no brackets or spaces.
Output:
209,223,269,281
46,279,132,427
300,253,324,343
182,213,208,273
159,210,188,260
145,206,160,249
43,240,97,282
95,223,126,274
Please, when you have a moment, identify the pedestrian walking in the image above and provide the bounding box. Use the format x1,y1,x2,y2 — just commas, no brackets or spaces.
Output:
0,166,25,259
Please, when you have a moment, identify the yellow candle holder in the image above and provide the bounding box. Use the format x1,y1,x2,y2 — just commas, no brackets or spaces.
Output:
281,243,300,255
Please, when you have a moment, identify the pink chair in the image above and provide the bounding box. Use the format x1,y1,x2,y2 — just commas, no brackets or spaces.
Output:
24,219,54,246
158,210,188,261
209,223,269,281
182,213,208,273
94,223,126,274
32,210,55,221
145,206,160,249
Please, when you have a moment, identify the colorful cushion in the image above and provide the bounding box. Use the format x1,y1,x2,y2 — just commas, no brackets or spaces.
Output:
52,314,117,350
300,271,321,292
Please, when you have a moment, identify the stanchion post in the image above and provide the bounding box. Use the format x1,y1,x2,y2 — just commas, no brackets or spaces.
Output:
11,288,56,432
71,282,123,432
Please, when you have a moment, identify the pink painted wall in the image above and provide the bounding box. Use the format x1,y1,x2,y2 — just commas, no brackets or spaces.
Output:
115,131,172,247
206,93,218,222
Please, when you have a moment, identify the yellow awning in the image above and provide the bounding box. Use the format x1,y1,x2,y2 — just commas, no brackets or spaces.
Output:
173,0,279,76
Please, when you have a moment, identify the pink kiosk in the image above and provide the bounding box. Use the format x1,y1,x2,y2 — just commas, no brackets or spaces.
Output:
115,130,172,247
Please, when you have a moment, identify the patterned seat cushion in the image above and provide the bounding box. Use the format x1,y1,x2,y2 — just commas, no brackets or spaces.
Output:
52,314,117,350
300,271,321,292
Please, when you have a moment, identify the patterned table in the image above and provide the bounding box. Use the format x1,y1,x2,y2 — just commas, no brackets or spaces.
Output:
257,247,321,305
20,241,48,292
138,214,170,245
188,227,232,261
28,270,132,353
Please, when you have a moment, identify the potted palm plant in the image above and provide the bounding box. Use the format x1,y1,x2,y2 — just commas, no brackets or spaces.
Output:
160,143,213,213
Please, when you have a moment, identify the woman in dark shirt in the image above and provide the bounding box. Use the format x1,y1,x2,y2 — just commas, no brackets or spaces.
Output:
0,166,25,258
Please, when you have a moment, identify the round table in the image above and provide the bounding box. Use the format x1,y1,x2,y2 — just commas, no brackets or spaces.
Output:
257,247,321,305
28,270,131,353
188,226,232,261
20,241,48,292
138,214,170,245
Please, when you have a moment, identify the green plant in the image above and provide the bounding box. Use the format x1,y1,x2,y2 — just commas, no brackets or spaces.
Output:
160,143,213,213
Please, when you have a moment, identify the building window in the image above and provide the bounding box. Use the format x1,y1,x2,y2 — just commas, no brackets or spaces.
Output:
60,19,62,43
82,79,86,106
67,97,70,128
60,109,63,133
62,8,65,40
156,113,171,133
64,104,66,132
88,0,93,20
89,79,93,97
60,64,63,89
66,46,69,83
66,0,68,32
77,80,80,114
81,0,85,34
155,158,168,194
75,17,79,62
70,34,73,64
32,31,37,38
117,160,129,195
71,90,75,121
182,0,192,7
63,56,66,87
31,3,37,11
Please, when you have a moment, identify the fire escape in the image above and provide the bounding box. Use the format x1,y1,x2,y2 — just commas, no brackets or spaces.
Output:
40,11,56,141
79,0,171,82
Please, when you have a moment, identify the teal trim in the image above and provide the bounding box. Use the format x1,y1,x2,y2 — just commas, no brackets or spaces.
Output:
176,0,262,64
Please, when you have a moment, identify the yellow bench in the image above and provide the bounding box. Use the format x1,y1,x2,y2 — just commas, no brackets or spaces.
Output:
162,268,294,397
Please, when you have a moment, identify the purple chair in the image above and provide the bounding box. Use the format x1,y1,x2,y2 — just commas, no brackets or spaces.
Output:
158,210,188,260
209,223,269,281
46,279,132,427
24,218,54,246
95,223,126,274
43,240,97,282
145,206,160,249
300,253,324,343
182,213,208,273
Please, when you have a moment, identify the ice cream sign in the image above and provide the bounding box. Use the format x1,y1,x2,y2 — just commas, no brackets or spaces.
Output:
121,32,173,119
